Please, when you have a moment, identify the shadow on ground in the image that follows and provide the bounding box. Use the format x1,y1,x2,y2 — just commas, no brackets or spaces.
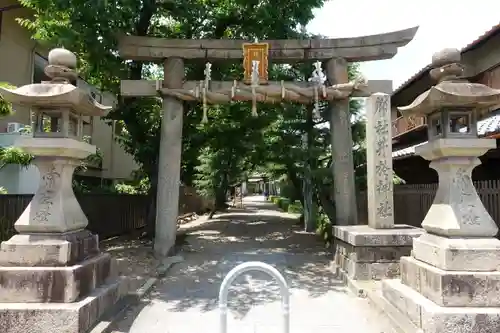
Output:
141,199,343,318
102,237,158,292
110,198,399,333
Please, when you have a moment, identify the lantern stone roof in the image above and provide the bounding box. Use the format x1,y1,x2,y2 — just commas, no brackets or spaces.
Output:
0,48,111,117
397,48,500,117
398,81,500,116
0,83,111,117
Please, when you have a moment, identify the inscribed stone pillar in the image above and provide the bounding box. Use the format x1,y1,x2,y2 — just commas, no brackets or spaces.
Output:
155,57,184,257
326,57,357,226
331,90,422,288
366,93,394,229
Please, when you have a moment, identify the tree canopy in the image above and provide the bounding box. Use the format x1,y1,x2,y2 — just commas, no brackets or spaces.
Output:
13,0,369,239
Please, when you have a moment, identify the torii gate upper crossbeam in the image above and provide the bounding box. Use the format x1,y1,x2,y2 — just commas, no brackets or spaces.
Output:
118,27,418,62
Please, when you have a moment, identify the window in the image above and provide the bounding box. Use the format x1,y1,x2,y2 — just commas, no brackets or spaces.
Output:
449,113,471,134
0,12,3,40
429,114,442,137
33,53,50,83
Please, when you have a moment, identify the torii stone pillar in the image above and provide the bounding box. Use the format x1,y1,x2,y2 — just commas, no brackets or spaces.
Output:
155,57,185,257
326,57,357,226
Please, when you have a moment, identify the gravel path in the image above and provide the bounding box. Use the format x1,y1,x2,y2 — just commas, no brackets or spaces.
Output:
109,196,396,333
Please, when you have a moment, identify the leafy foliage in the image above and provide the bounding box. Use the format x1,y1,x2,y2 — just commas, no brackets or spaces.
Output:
0,147,33,169
0,82,16,117
0,125,102,175
114,171,151,195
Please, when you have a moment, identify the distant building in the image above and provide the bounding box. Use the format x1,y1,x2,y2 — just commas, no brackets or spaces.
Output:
0,2,138,193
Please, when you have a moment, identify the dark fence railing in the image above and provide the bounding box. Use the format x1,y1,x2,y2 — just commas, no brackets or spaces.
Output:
7,180,497,242
0,194,150,241
0,185,210,242
357,180,500,229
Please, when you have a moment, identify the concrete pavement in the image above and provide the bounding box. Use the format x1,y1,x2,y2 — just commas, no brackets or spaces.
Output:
109,196,396,333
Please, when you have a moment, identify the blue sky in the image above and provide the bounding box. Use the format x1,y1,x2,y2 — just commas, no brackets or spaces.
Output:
307,0,500,89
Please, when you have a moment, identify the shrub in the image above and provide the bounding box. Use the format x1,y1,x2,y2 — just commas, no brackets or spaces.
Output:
268,195,277,202
0,216,15,242
279,181,298,201
277,198,290,211
114,183,139,194
316,209,333,247
287,201,303,214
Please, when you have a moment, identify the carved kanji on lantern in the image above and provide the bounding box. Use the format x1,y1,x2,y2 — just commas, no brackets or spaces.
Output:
242,42,269,85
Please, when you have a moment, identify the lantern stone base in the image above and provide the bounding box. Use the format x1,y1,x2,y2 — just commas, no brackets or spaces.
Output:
400,256,500,307
381,278,500,333
0,279,125,333
0,230,99,267
0,229,126,332
379,233,500,332
332,225,423,286
412,233,500,271
0,253,112,303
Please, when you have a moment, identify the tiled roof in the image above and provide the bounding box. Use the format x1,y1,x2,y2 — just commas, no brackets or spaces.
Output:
461,23,500,54
478,114,500,136
392,23,500,98
392,141,426,159
392,114,500,159
391,66,432,98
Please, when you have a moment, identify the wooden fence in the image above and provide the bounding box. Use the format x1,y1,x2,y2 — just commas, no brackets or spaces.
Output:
6,181,498,242
0,186,210,242
0,194,150,241
357,180,500,229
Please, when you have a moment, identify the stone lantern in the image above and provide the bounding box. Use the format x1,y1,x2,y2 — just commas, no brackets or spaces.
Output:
400,48,498,238
0,49,124,333
381,48,500,333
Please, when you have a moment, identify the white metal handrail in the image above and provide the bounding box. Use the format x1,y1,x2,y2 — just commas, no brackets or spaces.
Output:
218,261,290,333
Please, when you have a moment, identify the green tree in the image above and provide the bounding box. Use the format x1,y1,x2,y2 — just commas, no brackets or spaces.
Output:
255,61,367,239
16,0,328,234
193,100,273,216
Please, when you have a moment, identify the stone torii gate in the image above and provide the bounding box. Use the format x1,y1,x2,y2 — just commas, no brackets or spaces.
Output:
119,27,418,256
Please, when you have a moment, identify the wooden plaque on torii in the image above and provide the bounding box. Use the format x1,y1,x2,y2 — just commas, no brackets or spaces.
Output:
242,42,269,85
